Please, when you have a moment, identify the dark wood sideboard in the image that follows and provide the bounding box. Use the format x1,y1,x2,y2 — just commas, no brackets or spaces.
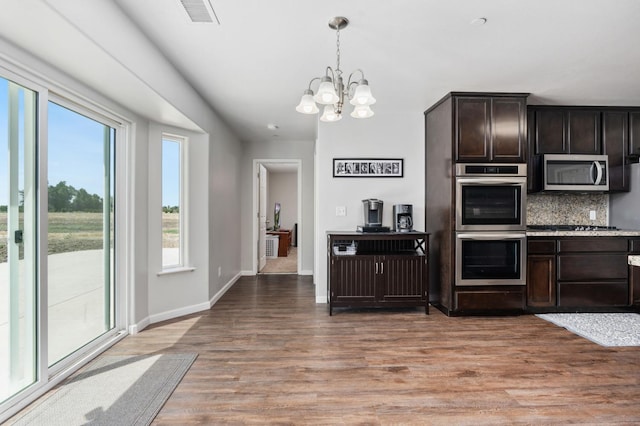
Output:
327,231,429,315
267,229,292,257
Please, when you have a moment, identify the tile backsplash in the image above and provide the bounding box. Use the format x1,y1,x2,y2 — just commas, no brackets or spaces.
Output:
527,193,608,225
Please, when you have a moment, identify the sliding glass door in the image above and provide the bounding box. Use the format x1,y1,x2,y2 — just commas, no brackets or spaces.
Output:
47,100,115,366
0,78,37,403
1,72,120,413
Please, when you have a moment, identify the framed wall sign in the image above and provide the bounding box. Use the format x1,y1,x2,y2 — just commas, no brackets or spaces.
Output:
333,158,404,178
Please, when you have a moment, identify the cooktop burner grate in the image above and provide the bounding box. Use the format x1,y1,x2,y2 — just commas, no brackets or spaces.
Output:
527,225,618,231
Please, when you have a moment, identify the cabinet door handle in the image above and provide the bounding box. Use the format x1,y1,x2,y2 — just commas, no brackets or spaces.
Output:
375,262,379,274
381,262,384,274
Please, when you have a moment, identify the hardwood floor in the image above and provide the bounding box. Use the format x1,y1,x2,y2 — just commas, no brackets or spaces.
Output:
36,275,640,423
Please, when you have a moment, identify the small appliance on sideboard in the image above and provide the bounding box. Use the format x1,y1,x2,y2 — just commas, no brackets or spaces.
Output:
358,198,390,232
393,204,413,232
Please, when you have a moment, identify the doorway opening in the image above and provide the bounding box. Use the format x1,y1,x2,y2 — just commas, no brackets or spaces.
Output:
253,160,301,275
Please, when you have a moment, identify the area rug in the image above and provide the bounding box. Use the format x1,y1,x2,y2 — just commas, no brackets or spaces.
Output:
11,353,197,426
537,313,640,347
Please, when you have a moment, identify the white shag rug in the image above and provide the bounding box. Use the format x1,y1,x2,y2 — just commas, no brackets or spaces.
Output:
537,313,640,347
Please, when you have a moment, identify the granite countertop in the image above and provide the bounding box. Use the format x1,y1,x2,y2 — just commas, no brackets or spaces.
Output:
630,255,640,267
527,229,640,237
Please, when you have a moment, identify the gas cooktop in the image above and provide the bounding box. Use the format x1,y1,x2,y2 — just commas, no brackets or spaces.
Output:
527,225,618,231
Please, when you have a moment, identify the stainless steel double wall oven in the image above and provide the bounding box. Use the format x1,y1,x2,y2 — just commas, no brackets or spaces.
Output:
455,164,527,286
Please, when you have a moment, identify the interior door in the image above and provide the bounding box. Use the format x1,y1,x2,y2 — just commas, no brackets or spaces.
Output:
258,164,267,271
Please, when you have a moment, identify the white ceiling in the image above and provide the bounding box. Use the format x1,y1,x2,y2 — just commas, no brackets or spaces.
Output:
1,0,639,144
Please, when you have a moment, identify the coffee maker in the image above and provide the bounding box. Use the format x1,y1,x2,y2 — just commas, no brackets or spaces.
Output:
393,204,413,232
362,198,383,226
358,199,390,232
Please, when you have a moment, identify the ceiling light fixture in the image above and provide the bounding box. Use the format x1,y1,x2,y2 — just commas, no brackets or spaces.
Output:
296,16,376,122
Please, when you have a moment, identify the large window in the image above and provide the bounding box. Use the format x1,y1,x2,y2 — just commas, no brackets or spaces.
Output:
161,135,185,269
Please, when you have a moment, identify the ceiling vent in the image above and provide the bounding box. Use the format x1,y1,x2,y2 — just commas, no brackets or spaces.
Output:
179,0,220,24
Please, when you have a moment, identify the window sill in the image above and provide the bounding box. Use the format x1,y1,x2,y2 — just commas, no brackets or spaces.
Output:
157,266,196,276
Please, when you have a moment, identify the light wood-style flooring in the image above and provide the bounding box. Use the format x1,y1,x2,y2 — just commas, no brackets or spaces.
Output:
42,275,640,423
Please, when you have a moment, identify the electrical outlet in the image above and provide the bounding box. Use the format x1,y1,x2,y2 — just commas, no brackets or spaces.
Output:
589,210,596,221
336,206,346,217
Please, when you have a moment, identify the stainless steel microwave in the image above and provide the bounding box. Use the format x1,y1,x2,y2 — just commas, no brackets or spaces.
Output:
543,154,609,191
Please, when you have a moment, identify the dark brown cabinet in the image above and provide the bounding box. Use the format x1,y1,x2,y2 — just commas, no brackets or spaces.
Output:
630,240,640,306
566,110,601,154
527,236,635,311
630,112,640,160
531,108,601,155
455,95,527,163
527,240,556,307
327,232,429,315
602,111,630,192
533,108,565,154
528,106,640,192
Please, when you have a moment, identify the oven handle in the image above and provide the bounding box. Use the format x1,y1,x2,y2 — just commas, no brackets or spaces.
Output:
457,233,526,240
456,178,526,185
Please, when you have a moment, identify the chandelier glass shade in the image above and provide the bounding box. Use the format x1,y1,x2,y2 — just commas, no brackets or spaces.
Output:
295,17,375,122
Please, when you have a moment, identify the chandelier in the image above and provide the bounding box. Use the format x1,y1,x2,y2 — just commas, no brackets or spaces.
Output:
295,16,376,122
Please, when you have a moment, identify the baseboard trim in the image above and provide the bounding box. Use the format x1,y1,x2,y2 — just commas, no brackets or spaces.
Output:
209,272,242,307
241,269,254,276
299,269,313,276
147,301,211,326
131,272,243,334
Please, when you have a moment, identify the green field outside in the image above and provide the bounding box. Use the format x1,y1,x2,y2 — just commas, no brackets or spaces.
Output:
0,212,179,263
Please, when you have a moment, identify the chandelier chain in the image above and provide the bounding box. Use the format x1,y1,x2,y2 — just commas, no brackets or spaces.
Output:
336,28,342,76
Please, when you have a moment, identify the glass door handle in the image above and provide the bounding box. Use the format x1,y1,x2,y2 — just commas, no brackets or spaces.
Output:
14,230,23,244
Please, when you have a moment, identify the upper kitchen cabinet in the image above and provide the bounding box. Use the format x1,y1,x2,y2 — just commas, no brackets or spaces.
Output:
528,106,640,193
630,112,640,161
602,110,630,192
530,107,601,155
454,93,528,163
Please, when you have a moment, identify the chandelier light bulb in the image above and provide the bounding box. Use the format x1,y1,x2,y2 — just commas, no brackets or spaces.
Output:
320,105,342,122
314,76,339,105
295,90,319,114
350,105,374,119
350,80,376,106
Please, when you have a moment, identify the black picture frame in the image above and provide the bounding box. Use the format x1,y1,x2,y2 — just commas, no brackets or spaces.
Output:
333,158,404,178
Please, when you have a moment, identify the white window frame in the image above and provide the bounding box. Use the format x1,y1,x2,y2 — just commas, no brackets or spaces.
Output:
0,61,132,423
159,133,191,273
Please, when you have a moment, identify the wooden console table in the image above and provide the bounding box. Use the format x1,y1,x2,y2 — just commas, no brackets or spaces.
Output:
268,229,292,257
327,231,429,315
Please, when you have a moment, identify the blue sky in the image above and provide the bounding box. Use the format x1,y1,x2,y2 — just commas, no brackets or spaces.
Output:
162,138,180,208
1,77,180,207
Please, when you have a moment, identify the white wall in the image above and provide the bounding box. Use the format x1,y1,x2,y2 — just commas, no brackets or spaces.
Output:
0,35,153,331
240,140,315,274
0,2,246,329
611,163,640,228
314,111,425,302
268,171,298,231
208,123,243,297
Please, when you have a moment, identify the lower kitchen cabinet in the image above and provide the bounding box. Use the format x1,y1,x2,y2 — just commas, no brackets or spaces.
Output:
527,242,556,307
527,236,635,311
327,232,429,315
455,288,525,311
630,239,640,306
